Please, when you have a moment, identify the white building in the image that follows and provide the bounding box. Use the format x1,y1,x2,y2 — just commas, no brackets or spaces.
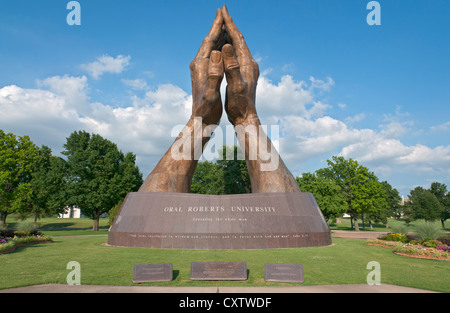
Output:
58,207,83,218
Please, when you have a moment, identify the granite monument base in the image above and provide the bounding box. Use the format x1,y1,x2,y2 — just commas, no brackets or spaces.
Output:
108,192,331,250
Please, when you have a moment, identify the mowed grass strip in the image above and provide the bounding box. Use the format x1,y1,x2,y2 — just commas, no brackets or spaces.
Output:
0,236,448,292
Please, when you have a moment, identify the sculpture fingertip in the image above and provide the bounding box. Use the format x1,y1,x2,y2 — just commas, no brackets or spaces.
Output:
222,5,229,15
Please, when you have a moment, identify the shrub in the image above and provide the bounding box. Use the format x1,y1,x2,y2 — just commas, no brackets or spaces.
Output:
108,200,123,226
16,221,38,232
13,231,31,238
0,229,15,238
422,240,442,248
437,237,450,245
390,224,411,236
366,239,402,248
379,233,409,242
0,229,43,239
413,222,445,240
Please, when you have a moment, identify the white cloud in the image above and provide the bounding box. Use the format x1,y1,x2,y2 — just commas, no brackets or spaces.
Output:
430,121,450,132
345,113,366,124
81,55,131,79
0,83,84,150
122,78,149,91
308,76,335,92
0,77,191,175
37,75,90,115
255,75,332,123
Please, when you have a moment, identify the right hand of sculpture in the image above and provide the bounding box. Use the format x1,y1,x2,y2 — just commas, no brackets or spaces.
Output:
221,6,260,126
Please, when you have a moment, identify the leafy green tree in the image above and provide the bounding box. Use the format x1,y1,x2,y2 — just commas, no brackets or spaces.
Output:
296,172,347,223
0,130,39,224
217,145,251,194
381,181,402,220
191,161,225,195
428,182,449,228
62,131,143,231
27,145,69,223
404,186,443,223
365,181,402,229
191,145,251,195
317,156,387,231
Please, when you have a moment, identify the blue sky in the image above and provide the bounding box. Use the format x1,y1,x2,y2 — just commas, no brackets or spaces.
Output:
1,0,449,196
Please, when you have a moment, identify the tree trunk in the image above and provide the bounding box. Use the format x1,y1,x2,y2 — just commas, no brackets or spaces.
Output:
354,216,360,231
0,210,8,225
369,221,373,230
362,214,365,230
92,212,99,232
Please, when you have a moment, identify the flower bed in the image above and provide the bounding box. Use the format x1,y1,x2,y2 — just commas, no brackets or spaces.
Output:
0,234,53,254
366,237,449,261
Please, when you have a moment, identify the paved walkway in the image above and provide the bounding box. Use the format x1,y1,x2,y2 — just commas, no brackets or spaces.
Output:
331,230,388,240
0,284,438,293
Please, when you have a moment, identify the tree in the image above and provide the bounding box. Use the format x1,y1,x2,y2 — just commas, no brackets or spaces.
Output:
191,145,251,195
27,145,69,223
0,130,39,224
296,172,347,223
217,145,251,194
190,161,225,195
444,193,450,229
62,131,143,231
381,181,402,220
317,156,387,231
367,181,402,229
404,186,443,223
428,182,449,228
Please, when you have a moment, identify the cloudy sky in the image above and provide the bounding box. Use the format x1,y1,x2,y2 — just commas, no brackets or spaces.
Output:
1,0,449,196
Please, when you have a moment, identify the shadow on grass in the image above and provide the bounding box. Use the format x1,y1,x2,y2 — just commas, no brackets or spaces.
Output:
5,240,56,255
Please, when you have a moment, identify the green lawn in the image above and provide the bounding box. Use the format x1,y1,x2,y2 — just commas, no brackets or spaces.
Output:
329,217,450,233
4,216,110,236
1,236,448,292
1,216,448,292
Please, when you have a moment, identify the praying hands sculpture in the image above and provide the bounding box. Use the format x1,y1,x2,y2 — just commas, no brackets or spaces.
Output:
139,6,300,194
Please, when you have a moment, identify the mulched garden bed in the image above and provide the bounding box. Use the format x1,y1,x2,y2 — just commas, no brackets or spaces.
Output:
366,241,449,261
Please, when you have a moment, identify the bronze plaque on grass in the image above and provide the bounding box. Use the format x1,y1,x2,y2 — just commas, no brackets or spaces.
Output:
264,263,304,283
190,262,247,281
132,264,173,283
